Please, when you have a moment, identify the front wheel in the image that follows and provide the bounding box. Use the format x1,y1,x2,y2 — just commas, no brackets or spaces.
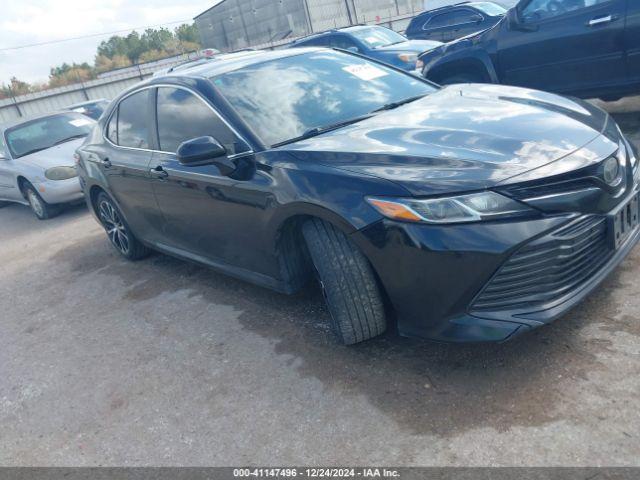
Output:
96,192,150,260
23,183,59,220
302,218,387,345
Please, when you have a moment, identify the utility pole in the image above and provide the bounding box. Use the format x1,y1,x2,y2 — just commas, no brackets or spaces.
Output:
344,0,354,25
7,85,22,117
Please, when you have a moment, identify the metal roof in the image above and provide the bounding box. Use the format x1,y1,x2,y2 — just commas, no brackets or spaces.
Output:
194,0,229,20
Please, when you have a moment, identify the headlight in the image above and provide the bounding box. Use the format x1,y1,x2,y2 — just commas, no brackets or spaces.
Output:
45,166,77,181
366,191,532,224
398,53,418,64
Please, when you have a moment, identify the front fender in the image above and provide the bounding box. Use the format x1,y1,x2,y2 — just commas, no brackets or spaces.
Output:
421,36,498,83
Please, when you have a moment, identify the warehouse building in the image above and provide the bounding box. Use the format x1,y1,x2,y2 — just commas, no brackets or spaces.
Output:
194,0,425,52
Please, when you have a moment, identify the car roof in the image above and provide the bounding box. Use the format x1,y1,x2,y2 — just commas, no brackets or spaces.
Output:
418,1,486,15
0,111,85,132
150,47,324,80
65,99,109,109
292,25,386,44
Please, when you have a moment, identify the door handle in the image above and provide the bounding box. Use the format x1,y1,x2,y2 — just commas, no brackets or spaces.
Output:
588,15,614,26
150,166,169,179
101,157,112,168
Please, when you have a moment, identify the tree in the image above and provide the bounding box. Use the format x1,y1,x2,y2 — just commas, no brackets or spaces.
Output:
175,23,200,44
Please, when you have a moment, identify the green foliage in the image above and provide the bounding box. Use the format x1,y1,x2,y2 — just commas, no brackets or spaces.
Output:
97,23,200,63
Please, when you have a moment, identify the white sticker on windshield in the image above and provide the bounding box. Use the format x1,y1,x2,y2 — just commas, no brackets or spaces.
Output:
342,64,388,81
69,118,92,127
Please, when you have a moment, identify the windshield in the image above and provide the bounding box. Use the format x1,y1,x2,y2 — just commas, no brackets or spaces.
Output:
211,51,436,146
5,113,95,158
348,26,407,49
470,2,507,16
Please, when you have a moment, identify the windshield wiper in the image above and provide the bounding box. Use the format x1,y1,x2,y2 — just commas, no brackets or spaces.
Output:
53,134,88,146
372,94,428,113
272,113,375,147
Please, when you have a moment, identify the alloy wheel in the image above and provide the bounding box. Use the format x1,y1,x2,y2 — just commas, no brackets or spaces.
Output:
98,200,130,255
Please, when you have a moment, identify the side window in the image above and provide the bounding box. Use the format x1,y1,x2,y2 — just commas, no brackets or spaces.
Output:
453,9,483,24
331,35,358,51
117,90,150,149
156,87,244,155
106,108,118,144
424,12,457,29
523,0,609,23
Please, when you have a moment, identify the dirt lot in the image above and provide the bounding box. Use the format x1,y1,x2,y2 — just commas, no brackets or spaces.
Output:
1,98,640,466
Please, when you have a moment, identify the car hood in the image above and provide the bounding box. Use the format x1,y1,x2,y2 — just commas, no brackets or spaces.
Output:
376,39,443,54
282,84,611,196
19,137,85,170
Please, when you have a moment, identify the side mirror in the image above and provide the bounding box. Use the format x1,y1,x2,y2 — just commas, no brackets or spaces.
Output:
346,46,359,53
177,136,236,175
508,7,539,32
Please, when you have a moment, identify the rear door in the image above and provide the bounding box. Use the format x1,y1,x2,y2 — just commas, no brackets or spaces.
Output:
497,0,627,93
99,89,162,239
0,133,20,201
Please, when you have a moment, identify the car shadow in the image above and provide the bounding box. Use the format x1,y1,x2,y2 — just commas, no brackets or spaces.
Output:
51,230,628,437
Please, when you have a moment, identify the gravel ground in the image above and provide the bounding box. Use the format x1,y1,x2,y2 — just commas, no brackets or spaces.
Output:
0,98,639,466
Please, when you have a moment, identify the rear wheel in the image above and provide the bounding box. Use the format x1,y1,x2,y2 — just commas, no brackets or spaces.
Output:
302,218,386,345
23,183,59,220
96,192,150,260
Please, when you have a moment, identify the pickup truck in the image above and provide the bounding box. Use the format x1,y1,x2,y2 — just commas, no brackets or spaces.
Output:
417,0,640,100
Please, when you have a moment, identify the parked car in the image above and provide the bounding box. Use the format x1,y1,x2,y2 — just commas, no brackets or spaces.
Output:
63,99,110,120
406,1,507,42
0,112,93,219
417,0,640,100
290,25,442,72
77,47,639,345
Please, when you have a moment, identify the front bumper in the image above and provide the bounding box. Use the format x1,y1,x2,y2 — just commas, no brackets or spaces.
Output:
34,177,84,205
354,192,640,343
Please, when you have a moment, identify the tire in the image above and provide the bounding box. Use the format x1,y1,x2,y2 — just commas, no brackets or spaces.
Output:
23,183,60,220
302,218,386,345
439,73,484,85
96,192,150,260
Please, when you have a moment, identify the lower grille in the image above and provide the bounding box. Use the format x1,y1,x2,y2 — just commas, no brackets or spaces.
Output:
471,216,612,313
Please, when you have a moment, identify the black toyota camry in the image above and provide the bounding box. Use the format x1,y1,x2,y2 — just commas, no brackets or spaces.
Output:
76,48,640,345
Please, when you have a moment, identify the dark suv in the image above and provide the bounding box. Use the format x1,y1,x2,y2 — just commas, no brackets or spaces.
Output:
77,48,639,346
418,0,640,100
406,1,508,42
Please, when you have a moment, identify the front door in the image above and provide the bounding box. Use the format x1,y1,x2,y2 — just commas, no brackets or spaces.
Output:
626,0,640,81
149,86,268,271
498,0,627,94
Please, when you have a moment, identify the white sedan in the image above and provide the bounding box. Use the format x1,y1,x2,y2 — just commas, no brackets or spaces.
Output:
0,112,95,219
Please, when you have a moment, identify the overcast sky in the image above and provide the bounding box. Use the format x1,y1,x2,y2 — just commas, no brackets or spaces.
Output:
0,0,214,84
